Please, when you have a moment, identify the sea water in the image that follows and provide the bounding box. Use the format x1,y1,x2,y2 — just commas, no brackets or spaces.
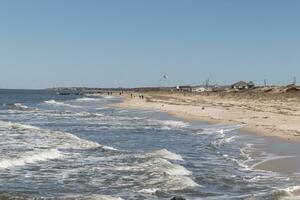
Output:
0,89,299,200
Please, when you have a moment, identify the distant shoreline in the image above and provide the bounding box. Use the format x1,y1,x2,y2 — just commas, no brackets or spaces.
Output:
114,90,300,142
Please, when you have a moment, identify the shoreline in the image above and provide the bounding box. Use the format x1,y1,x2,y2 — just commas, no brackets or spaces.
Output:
114,92,300,143
113,92,300,194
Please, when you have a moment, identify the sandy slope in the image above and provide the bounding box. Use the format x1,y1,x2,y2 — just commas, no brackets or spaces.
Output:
116,91,300,141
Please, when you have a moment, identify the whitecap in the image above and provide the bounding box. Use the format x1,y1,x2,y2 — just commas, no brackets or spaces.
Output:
148,149,183,161
96,107,110,110
282,185,300,194
159,120,189,128
216,129,224,134
93,113,104,117
103,96,116,99
261,186,300,200
157,158,192,176
14,103,29,109
139,188,159,194
166,176,200,190
68,195,124,200
0,121,40,130
44,100,81,108
161,126,171,130
212,136,237,146
0,120,118,151
87,195,124,200
102,145,119,151
199,124,244,135
76,97,100,102
44,99,63,105
0,149,62,169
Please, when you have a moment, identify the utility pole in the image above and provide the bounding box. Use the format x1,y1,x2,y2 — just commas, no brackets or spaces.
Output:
264,79,267,87
293,76,296,85
205,78,210,88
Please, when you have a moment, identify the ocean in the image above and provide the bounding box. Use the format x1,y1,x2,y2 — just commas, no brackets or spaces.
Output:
0,89,299,200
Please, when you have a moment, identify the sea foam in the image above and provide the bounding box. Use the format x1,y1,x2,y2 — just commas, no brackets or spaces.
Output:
156,158,192,176
87,195,124,200
0,149,62,169
0,120,117,151
44,100,81,108
0,121,40,130
13,103,29,109
147,149,183,161
160,120,189,128
76,97,100,102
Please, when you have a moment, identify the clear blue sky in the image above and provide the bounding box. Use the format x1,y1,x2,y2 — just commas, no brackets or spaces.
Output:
0,0,299,89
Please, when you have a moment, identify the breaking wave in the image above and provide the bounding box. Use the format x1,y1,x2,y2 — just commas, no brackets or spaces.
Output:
83,195,124,200
14,103,29,109
160,120,189,128
0,120,117,151
103,96,116,99
138,188,159,194
0,102,34,111
0,121,41,130
137,149,199,191
147,119,189,130
155,158,192,176
212,136,237,146
75,97,101,102
146,149,183,161
0,149,62,169
275,186,300,199
197,124,244,135
44,100,81,108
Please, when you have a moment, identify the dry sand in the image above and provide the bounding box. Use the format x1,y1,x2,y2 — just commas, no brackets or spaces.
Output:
116,89,300,142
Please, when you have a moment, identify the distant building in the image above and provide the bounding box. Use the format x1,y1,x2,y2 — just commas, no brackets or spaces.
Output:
192,87,207,92
192,86,207,92
231,81,255,89
177,85,192,92
159,87,176,91
247,81,255,88
212,85,231,92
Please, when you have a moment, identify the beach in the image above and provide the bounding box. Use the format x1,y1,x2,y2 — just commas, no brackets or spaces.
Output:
117,89,300,141
115,89,300,196
1,89,300,199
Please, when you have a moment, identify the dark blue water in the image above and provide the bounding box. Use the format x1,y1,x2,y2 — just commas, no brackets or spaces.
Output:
0,89,299,200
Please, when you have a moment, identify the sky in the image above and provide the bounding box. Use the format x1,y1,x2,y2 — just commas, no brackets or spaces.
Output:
0,0,299,89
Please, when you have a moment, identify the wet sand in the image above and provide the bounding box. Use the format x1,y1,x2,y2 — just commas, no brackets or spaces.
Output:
248,134,300,196
246,134,300,174
255,156,300,173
